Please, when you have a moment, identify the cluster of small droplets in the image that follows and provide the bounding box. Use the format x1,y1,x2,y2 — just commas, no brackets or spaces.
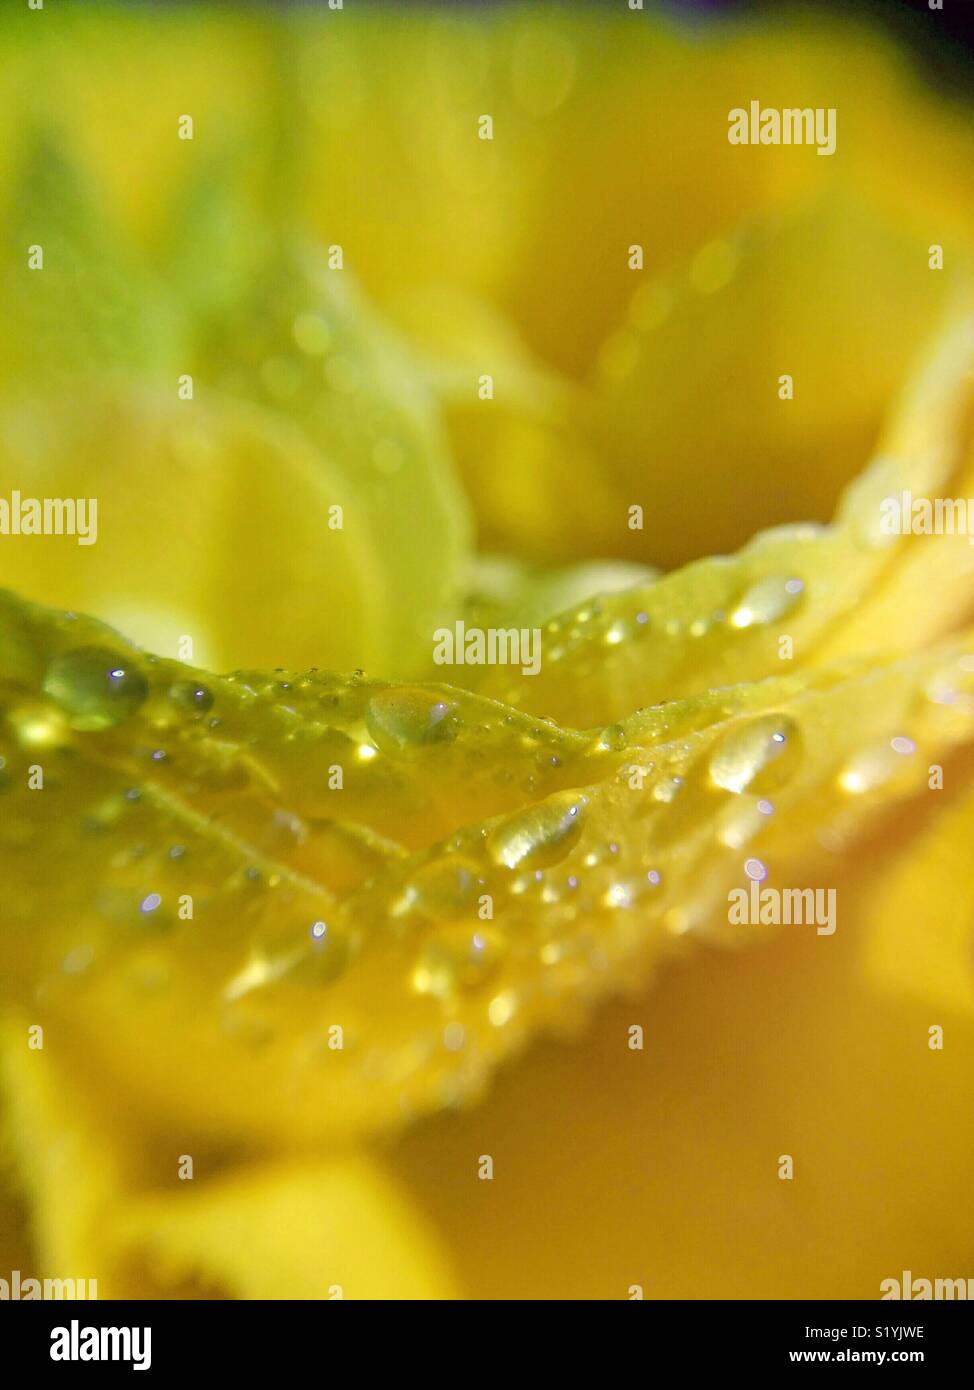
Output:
474,571,808,720
4,586,974,1137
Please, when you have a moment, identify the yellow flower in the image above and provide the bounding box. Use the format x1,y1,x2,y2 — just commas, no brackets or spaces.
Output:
2,5,974,1300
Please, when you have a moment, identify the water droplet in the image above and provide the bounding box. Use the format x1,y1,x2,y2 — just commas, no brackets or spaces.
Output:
487,791,586,870
169,680,214,715
709,714,801,795
652,775,683,804
365,687,455,753
729,576,804,629
285,919,350,985
43,646,148,731
404,856,482,919
227,915,349,999
597,723,628,753
413,926,505,997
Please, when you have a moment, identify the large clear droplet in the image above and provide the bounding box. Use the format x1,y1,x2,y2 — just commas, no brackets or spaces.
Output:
487,791,586,870
169,679,214,715
709,714,802,795
404,856,483,918
43,646,148,731
365,687,455,753
413,926,506,997
729,576,804,629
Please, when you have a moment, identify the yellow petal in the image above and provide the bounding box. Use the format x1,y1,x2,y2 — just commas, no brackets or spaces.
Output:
467,312,974,726
113,1159,455,1301
859,770,974,1018
3,586,974,1144
393,827,974,1297
0,1019,455,1299
0,243,472,677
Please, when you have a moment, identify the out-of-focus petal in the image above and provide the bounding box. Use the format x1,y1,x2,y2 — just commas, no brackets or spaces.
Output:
0,1021,455,1299
391,803,974,1298
0,242,473,677
470,313,974,726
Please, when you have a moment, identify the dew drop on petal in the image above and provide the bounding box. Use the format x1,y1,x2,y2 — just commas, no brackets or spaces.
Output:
230,917,350,997
709,714,801,795
597,723,628,752
169,680,215,715
365,687,455,753
289,920,350,985
413,926,506,997
404,856,483,919
487,791,586,871
729,576,804,630
43,646,148,731
652,775,683,804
